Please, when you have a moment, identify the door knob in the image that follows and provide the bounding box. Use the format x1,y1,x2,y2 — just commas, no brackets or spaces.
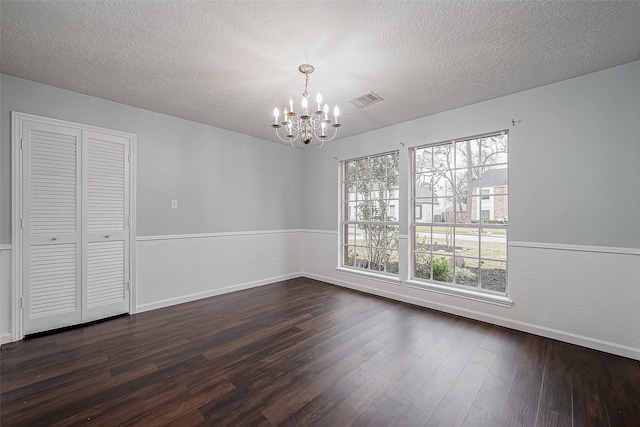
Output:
51,237,57,241
105,235,110,238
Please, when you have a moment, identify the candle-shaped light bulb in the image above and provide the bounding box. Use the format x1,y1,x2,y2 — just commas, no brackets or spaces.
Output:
334,106,340,124
284,107,288,116
316,93,322,110
323,103,329,120
289,96,294,113
273,107,279,124
301,97,308,114
320,121,327,134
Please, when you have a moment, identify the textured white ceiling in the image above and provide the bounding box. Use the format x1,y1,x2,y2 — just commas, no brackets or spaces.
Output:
2,1,640,143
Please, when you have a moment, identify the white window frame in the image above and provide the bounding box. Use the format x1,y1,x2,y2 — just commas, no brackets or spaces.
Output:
338,151,400,282
407,131,511,306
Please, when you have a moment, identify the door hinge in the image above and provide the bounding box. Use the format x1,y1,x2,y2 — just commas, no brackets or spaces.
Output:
126,281,130,290
128,217,131,226
127,153,131,162
20,297,24,308
20,138,24,150
21,218,24,229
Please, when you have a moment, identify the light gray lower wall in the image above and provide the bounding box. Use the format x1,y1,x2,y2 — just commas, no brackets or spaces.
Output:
0,246,11,344
136,230,303,312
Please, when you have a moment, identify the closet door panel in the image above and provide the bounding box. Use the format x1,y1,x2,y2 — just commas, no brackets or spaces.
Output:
23,122,82,334
29,243,78,318
82,131,130,322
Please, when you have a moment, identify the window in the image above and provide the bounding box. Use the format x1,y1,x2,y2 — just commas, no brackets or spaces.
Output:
342,151,400,275
411,132,508,294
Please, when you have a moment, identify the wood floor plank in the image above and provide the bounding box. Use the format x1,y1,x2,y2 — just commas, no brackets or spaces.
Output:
1,278,639,427
425,348,497,427
339,349,395,388
373,309,440,346
483,329,527,393
477,324,507,354
387,365,459,427
440,323,490,373
461,383,509,427
382,314,458,357
313,352,418,427
200,337,383,425
536,342,573,427
499,335,548,427
571,346,610,427
260,340,387,425
282,378,359,426
351,393,405,427
602,381,640,427
384,333,459,405
126,379,236,427
169,409,208,427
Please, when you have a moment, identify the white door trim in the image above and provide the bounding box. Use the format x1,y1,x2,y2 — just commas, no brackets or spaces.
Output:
11,112,137,341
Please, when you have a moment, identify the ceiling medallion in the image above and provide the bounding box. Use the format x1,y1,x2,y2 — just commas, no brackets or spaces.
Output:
271,64,341,148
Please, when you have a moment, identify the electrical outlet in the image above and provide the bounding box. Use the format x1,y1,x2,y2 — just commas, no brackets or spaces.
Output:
171,199,178,209
271,257,276,266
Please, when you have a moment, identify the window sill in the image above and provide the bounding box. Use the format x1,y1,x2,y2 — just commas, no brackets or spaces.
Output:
405,279,513,308
335,267,401,286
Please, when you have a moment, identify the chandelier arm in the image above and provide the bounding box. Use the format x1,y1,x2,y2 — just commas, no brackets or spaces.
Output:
311,122,339,142
274,127,299,144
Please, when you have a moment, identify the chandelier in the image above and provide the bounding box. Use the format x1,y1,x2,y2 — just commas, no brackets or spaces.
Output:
271,64,341,148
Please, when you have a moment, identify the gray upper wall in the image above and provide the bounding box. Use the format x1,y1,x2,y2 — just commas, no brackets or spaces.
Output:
3,61,639,247
0,74,304,242
303,60,640,249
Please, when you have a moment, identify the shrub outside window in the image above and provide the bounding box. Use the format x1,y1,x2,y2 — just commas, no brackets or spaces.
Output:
342,152,400,275
411,132,508,293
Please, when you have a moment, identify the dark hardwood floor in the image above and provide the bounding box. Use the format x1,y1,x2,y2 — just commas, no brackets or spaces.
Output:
1,277,639,426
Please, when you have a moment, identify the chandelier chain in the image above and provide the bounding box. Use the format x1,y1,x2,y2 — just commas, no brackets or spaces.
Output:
303,73,309,99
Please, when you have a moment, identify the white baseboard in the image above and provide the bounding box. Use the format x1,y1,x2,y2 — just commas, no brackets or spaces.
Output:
303,272,640,361
1,333,12,345
136,272,304,314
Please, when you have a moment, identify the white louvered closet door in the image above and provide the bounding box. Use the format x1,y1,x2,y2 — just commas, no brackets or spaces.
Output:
22,121,83,334
82,131,130,323
21,116,132,335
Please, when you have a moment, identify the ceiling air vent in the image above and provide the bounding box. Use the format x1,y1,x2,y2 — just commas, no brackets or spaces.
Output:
348,91,384,109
